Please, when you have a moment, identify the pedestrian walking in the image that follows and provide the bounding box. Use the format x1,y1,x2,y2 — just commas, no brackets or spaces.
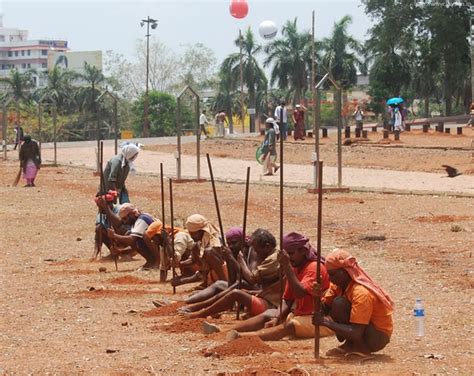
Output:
199,110,209,139
19,135,41,187
262,118,280,176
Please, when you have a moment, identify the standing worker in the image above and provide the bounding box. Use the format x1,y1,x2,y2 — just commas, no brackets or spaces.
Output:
262,118,280,176
13,125,24,150
274,100,288,141
19,135,41,187
292,104,307,141
199,110,209,140
102,143,140,204
214,110,227,137
352,105,364,131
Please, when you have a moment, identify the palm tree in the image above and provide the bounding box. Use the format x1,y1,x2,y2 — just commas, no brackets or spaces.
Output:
75,62,106,113
0,68,34,123
36,66,76,113
221,28,267,132
264,18,313,104
321,15,363,90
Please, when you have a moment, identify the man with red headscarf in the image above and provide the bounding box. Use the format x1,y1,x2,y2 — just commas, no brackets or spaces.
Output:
313,249,394,356
226,232,332,340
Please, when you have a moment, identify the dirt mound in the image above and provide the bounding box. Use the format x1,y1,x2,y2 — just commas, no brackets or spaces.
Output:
108,275,159,285
413,215,471,223
72,289,153,299
141,302,185,317
204,336,274,357
152,318,206,333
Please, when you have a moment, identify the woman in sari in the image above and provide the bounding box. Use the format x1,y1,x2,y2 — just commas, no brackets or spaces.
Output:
19,135,41,187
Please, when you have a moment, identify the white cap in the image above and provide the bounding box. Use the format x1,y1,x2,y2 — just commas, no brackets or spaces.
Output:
265,117,278,124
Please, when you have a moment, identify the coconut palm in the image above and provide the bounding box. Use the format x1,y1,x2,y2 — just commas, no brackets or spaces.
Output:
75,62,106,113
36,66,76,113
220,28,267,132
263,18,313,104
321,15,363,90
0,68,34,124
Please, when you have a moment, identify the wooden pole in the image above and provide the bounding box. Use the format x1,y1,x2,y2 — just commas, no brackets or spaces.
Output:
113,97,118,155
237,166,251,320
53,101,57,166
279,106,284,318
314,161,323,359
336,88,342,188
2,102,7,160
206,153,226,246
160,163,165,226
312,10,320,190
169,178,176,294
160,163,167,282
239,29,245,134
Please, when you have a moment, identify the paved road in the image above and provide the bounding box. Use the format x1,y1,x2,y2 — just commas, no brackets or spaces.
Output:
31,139,474,197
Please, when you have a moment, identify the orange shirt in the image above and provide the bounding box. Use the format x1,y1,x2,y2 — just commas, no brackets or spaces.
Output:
283,261,329,316
322,281,393,336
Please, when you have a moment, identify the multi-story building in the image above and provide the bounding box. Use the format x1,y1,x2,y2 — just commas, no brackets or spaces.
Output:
0,14,68,87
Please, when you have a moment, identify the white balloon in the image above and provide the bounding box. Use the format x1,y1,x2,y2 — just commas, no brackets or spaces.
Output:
258,20,277,40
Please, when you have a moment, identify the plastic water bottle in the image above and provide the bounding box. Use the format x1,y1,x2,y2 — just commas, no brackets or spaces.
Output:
413,298,425,339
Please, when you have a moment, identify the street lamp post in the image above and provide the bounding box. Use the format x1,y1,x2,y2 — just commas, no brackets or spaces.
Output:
140,16,158,138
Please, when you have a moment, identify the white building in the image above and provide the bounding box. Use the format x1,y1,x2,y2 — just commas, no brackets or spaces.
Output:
0,14,68,86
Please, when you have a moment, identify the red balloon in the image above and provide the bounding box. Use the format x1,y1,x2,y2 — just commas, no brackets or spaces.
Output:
229,0,248,19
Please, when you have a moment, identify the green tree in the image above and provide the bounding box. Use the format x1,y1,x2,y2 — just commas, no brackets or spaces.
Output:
75,62,106,112
422,2,471,115
0,69,34,122
321,15,363,90
176,43,217,91
132,91,190,137
35,66,76,113
363,0,471,115
221,28,267,132
264,18,313,104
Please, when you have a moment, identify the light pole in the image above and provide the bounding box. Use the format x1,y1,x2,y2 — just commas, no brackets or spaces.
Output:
140,16,158,138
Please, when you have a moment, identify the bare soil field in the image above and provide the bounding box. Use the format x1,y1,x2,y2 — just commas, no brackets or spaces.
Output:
1,151,473,374
154,128,474,175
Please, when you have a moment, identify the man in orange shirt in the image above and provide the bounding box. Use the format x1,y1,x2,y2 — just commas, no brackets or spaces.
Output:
313,249,394,356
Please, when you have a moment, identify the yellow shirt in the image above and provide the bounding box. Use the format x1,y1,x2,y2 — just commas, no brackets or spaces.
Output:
322,281,393,336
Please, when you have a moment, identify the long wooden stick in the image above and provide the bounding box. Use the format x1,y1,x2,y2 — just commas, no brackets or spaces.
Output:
206,153,226,247
160,163,165,227
279,106,284,319
169,178,176,294
237,166,251,320
314,161,323,359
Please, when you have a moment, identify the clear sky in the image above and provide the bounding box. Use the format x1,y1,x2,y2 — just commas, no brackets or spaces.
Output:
1,0,372,64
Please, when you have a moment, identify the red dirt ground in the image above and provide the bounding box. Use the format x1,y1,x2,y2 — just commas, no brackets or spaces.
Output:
204,336,275,357
1,139,473,374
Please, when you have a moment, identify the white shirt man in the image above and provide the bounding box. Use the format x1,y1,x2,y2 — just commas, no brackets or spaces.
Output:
199,111,209,138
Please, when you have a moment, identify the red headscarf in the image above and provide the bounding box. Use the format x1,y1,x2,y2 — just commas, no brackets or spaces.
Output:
282,232,324,262
225,227,250,245
325,249,394,312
